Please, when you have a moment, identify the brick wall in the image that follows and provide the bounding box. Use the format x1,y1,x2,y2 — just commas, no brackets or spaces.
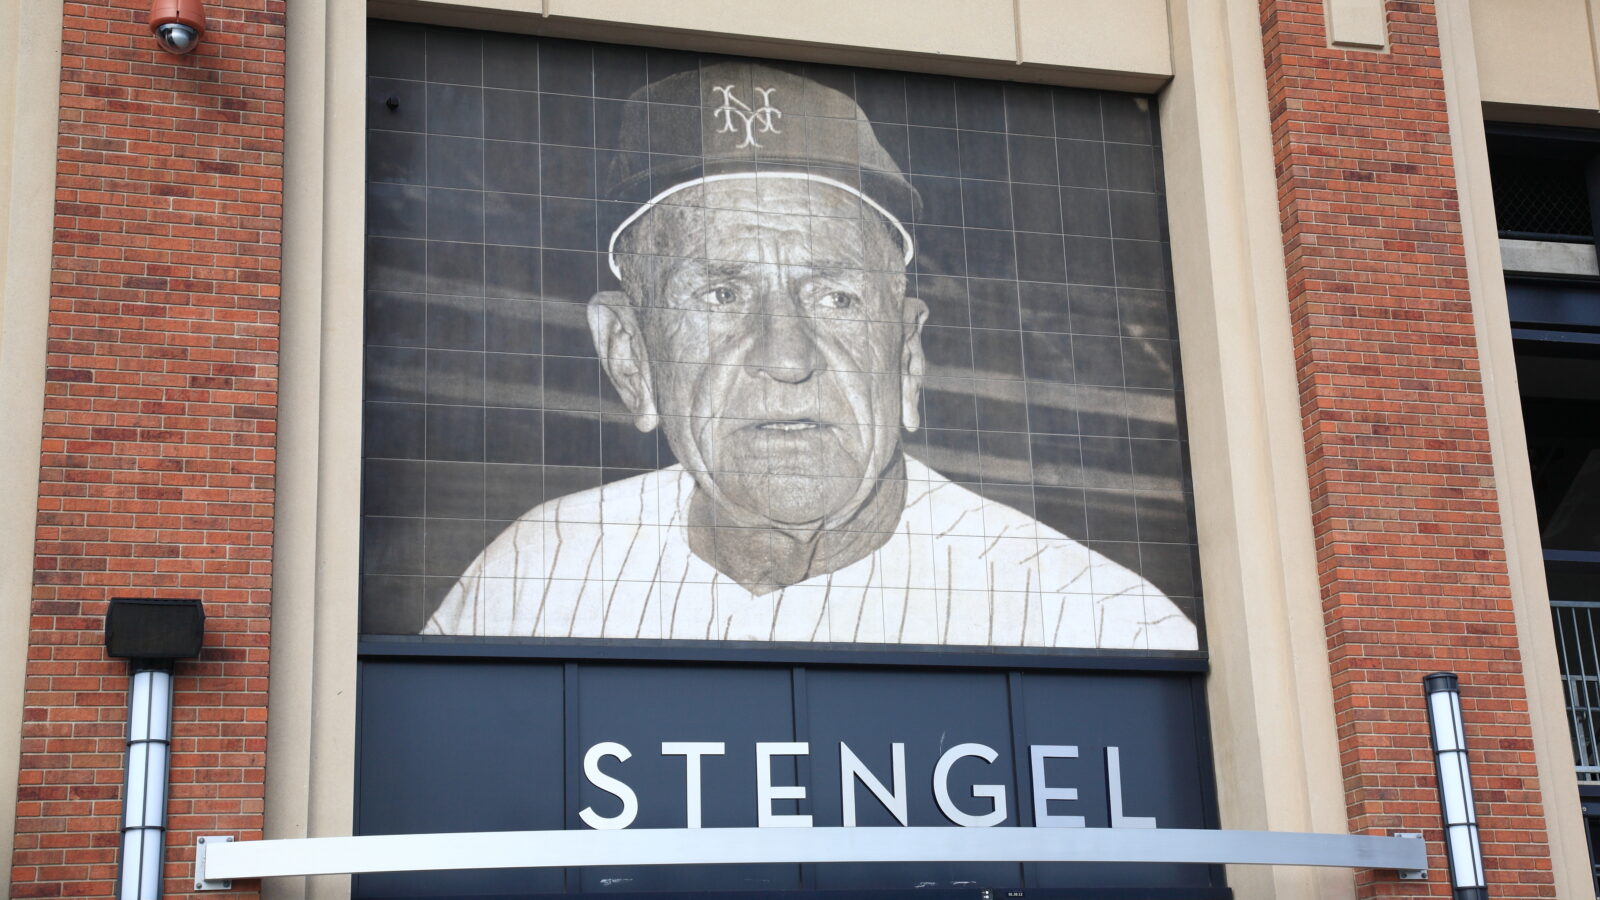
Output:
1261,0,1555,897
8,1,283,898
4,0,1570,898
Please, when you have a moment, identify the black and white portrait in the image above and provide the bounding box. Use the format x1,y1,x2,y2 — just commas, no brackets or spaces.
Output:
361,26,1203,651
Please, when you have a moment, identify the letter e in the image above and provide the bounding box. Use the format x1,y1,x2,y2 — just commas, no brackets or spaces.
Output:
1030,745,1085,828
756,742,813,827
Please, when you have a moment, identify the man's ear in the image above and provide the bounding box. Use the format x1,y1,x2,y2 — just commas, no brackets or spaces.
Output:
587,291,659,433
900,296,930,433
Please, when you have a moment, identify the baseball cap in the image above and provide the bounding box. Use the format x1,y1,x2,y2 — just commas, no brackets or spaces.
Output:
602,61,919,279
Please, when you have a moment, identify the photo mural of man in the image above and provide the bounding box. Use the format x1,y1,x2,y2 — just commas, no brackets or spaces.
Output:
422,63,1198,650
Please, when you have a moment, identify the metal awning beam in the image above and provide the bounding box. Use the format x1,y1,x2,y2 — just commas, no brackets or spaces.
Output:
195,827,1427,884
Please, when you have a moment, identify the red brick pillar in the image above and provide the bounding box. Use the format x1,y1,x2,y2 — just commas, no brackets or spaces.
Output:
1261,1,1555,897
9,1,283,898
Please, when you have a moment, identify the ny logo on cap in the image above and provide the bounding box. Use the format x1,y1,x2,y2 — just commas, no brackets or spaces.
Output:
712,85,782,149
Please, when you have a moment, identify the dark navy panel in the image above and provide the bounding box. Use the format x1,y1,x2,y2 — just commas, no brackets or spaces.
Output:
353,657,1224,897
804,668,1020,889
1507,279,1600,329
359,634,1209,671
1019,672,1212,889
573,664,801,892
356,659,566,897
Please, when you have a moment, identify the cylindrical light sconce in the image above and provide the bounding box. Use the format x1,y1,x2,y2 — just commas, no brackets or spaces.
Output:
105,598,207,900
1423,672,1487,900
120,666,174,900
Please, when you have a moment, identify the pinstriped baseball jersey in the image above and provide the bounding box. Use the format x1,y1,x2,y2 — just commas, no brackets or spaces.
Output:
422,457,1197,650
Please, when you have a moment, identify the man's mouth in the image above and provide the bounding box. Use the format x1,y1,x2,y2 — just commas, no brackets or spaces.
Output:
756,419,821,432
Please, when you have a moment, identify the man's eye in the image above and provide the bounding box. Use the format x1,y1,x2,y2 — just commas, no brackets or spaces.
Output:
818,291,858,310
699,286,738,307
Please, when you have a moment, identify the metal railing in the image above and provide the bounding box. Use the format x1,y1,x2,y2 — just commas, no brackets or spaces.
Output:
1553,600,1600,781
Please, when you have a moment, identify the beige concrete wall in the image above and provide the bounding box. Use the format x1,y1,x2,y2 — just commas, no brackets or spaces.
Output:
1161,0,1352,897
1326,0,1387,50
264,1,365,899
545,0,1018,62
1470,0,1600,121
265,3,1353,900
1018,0,1172,80
371,0,1172,91
0,3,63,896
1500,239,1600,277
1439,3,1594,897
2,0,1568,897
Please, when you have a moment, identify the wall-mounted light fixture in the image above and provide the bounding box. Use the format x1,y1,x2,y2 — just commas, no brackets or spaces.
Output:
1423,672,1487,900
148,0,206,55
106,598,206,900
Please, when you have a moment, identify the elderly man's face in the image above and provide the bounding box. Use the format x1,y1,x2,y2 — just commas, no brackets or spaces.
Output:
592,178,928,527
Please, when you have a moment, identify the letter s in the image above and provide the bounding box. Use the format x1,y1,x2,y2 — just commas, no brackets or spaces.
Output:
579,742,638,829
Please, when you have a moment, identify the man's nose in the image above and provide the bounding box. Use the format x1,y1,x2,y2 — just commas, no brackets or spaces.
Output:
745,308,821,383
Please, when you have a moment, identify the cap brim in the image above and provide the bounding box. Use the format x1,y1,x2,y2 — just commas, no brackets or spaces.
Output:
605,171,916,281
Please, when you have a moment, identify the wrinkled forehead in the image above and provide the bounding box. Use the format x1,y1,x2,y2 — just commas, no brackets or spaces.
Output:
616,177,909,274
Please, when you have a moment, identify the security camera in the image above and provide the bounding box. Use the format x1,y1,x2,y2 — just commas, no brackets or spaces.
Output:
149,0,206,56
154,22,200,54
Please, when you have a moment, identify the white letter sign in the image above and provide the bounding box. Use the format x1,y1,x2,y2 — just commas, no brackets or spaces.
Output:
579,742,638,830
1030,745,1085,828
1107,747,1157,828
933,743,1007,827
756,742,813,827
661,741,725,829
840,742,908,827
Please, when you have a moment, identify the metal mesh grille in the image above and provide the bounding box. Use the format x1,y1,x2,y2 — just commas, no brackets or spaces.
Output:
1555,600,1600,781
1493,155,1593,239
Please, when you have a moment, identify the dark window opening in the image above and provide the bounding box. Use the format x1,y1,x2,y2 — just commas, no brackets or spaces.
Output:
1492,155,1593,241
1488,125,1600,243
1581,788,1600,897
1522,364,1600,555
1520,341,1600,781
1491,121,1600,897
1518,324,1600,895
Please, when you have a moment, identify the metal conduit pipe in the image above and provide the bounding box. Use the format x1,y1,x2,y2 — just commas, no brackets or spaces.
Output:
120,666,175,900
